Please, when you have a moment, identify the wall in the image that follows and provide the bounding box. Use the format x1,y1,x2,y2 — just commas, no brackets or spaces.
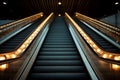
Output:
0,20,14,25
100,12,120,28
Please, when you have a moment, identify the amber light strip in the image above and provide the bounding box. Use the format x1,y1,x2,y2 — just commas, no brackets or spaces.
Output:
65,13,120,62
75,12,120,32
0,12,43,33
0,13,53,62
75,12,120,42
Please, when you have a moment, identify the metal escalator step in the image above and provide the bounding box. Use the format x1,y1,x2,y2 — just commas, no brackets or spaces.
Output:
39,52,79,55
106,49,120,52
46,35,70,37
4,40,22,42
46,37,71,39
37,55,80,60
28,73,89,80
0,49,13,53
99,43,115,47
32,66,86,73
44,40,72,43
0,43,20,48
46,38,71,39
35,60,83,66
40,48,77,51
43,43,74,45
102,46,118,48
47,34,70,36
0,46,17,49
42,44,76,48
47,35,70,37
45,39,72,41
1,42,19,45
45,39,72,40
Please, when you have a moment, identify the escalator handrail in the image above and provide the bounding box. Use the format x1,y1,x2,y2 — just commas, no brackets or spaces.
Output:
0,13,53,62
65,13,120,62
14,13,54,80
0,12,43,31
0,23,33,45
75,12,120,32
65,13,98,80
78,18,120,43
75,12,120,42
80,21,120,49
0,12,43,38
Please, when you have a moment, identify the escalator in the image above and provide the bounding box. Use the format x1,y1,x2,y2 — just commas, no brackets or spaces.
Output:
0,17,45,53
26,17,91,80
73,17,120,53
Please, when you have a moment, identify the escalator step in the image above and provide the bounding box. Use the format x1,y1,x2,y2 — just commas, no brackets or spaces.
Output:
28,73,89,80
40,48,77,51
42,44,76,48
32,66,86,73
35,60,83,66
39,52,79,55
43,43,74,45
37,55,80,60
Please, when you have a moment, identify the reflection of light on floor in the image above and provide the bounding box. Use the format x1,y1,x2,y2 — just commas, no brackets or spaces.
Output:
0,64,8,71
112,64,120,71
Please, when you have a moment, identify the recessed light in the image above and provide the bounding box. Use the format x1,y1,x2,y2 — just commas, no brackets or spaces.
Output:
58,2,62,5
115,2,119,5
58,14,61,16
3,2,7,5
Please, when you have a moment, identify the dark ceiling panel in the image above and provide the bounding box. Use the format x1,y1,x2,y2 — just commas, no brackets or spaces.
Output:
0,0,119,19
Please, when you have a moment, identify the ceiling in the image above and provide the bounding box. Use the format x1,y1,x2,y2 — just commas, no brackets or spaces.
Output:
0,0,119,19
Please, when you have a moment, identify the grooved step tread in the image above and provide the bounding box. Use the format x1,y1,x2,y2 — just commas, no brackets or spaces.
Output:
39,52,79,55
35,60,83,66
28,73,89,80
40,48,77,51
37,55,80,60
32,66,86,73
42,45,75,48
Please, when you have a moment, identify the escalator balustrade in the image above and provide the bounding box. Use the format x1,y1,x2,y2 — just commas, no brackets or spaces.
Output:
73,17,120,53
0,18,45,53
